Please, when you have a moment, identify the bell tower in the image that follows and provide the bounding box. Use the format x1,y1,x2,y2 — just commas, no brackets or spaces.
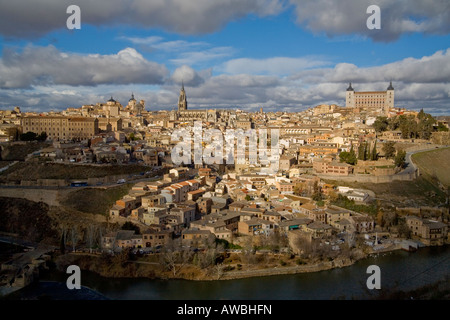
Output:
178,82,187,111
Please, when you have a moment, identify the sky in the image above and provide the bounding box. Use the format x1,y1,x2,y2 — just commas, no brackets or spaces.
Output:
0,0,449,115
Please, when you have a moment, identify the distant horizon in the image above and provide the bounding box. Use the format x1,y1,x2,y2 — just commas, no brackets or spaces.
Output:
0,1,449,115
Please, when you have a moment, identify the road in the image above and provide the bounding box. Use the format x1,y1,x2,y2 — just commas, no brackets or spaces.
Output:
399,145,447,175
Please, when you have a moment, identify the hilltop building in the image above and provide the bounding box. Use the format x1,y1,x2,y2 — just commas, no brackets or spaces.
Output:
345,82,394,115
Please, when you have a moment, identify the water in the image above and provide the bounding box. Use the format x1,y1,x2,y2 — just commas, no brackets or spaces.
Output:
19,246,450,300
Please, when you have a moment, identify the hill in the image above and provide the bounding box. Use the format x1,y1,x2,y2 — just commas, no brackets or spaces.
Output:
412,147,450,188
0,197,58,243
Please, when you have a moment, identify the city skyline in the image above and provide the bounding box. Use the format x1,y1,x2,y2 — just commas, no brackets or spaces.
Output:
0,1,449,115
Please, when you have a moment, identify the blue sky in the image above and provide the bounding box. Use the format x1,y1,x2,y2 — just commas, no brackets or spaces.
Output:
0,0,449,115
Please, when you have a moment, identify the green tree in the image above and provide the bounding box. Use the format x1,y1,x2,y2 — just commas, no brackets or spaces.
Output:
371,141,378,161
373,116,389,132
417,110,435,140
358,143,365,160
437,122,449,132
339,148,357,165
394,150,406,168
382,141,396,159
365,142,370,161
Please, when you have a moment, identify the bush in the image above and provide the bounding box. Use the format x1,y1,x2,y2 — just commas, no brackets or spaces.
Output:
296,259,307,265
279,260,287,266
223,265,235,272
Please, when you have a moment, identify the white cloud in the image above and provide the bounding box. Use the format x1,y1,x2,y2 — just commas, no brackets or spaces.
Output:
289,0,450,42
221,56,331,75
0,0,284,38
1,48,450,115
119,36,207,52
171,65,207,87
0,45,169,88
170,47,235,66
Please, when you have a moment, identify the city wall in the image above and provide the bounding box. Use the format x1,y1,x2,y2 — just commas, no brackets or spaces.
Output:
318,169,418,183
17,173,131,187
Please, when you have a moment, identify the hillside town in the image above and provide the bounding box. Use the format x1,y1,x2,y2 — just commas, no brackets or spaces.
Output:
1,83,449,289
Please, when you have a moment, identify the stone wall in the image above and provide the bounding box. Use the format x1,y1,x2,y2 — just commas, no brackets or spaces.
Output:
318,169,418,183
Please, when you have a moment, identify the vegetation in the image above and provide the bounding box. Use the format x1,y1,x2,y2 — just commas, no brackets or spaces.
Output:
412,147,450,187
121,221,140,234
331,194,378,216
0,162,151,180
0,141,49,161
382,141,396,159
20,131,47,142
61,184,133,215
215,238,242,250
339,144,357,165
394,150,406,168
372,109,437,140
0,197,58,242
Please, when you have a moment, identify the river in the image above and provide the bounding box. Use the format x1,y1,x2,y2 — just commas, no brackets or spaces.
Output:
14,245,450,300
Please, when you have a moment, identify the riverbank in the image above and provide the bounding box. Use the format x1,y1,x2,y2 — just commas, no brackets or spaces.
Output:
50,245,392,282
32,245,450,300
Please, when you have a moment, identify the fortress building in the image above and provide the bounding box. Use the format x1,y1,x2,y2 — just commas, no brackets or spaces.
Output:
345,82,394,115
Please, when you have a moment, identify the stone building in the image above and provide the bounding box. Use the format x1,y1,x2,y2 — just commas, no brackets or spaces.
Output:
345,82,394,115
21,116,99,140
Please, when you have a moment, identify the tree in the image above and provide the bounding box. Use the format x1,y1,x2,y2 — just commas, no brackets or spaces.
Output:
394,150,406,168
371,141,378,161
293,182,306,196
20,131,38,141
373,116,389,133
312,180,323,201
86,225,96,253
437,122,449,132
121,221,140,234
358,143,365,160
339,145,357,165
365,142,370,161
70,226,78,252
37,131,47,141
60,230,66,254
348,144,357,165
159,239,193,276
382,141,396,159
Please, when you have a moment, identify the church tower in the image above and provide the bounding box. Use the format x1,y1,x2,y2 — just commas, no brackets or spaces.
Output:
178,82,187,111
386,81,394,113
345,82,355,108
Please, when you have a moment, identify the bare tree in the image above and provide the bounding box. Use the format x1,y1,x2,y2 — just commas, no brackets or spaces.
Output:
86,225,96,253
215,263,224,280
98,226,103,251
159,239,193,276
70,226,79,252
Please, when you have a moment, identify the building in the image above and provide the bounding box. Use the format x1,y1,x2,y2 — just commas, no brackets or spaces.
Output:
178,83,187,111
142,229,172,248
21,116,99,140
279,155,296,171
313,159,353,176
345,82,394,115
406,216,448,246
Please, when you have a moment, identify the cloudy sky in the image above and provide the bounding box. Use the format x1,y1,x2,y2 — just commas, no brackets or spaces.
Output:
0,0,449,115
